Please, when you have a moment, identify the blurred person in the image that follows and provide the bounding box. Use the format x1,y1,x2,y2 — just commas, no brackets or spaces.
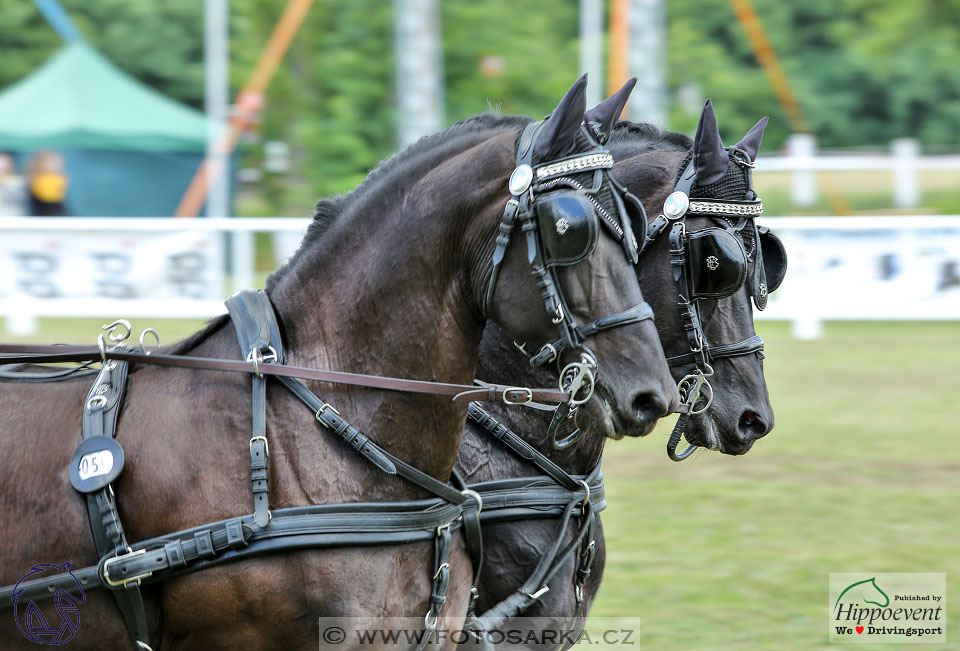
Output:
27,150,69,216
0,153,26,216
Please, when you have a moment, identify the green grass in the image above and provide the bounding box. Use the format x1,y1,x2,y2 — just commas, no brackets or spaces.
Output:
589,321,960,649
2,318,957,649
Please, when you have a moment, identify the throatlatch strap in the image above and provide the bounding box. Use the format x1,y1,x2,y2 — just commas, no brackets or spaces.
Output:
226,290,286,528
80,354,153,651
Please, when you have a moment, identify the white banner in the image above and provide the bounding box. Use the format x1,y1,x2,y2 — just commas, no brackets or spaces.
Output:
759,218,960,321
0,230,224,302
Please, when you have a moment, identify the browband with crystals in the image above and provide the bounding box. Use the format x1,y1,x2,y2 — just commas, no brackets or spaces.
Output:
535,152,614,180
687,199,763,217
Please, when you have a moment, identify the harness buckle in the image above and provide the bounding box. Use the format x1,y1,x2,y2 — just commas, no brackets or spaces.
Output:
249,435,269,457
535,342,558,365
432,562,450,580
528,585,550,600
502,387,533,406
552,304,565,324
102,548,152,588
436,522,451,537
315,403,341,419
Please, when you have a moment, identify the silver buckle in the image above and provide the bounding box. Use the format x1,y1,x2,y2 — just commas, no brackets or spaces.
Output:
432,562,450,580
315,403,341,419
249,435,269,457
102,548,152,588
502,387,533,406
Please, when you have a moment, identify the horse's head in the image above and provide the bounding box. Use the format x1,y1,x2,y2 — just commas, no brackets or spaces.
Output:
609,100,784,455
480,76,679,439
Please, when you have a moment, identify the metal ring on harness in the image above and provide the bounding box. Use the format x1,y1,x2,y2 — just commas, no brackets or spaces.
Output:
138,328,161,355
102,319,132,344
460,489,483,514
578,479,591,508
560,360,596,407
86,394,108,410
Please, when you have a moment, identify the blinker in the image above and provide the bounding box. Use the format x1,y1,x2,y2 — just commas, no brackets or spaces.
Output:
535,192,600,266
686,228,747,299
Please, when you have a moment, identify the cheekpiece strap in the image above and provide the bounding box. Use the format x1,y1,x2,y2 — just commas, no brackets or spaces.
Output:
225,290,286,529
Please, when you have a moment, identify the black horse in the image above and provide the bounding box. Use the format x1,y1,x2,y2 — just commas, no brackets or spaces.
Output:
0,77,679,649
456,99,779,649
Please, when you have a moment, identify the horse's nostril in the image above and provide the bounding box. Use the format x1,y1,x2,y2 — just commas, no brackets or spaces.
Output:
738,410,770,441
633,392,668,422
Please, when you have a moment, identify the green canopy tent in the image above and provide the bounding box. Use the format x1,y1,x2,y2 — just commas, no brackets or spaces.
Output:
0,41,220,216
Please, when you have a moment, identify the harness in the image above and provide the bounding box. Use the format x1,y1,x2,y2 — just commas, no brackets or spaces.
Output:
0,117,646,648
0,291,605,650
640,149,787,461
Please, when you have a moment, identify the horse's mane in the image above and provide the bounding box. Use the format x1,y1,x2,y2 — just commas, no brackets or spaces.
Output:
610,120,692,152
266,112,533,292
291,118,691,286
169,119,692,356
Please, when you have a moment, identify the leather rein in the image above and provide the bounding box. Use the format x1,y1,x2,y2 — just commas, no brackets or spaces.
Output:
0,344,568,406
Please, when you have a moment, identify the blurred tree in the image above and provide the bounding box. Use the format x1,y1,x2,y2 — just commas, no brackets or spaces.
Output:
2,0,958,214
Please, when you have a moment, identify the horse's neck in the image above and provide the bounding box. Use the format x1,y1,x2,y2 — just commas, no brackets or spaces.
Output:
467,322,605,480
266,138,513,479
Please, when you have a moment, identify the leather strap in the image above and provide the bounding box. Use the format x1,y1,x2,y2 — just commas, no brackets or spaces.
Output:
0,345,568,405
467,403,583,491
527,301,655,368
226,291,286,529
0,501,465,605
80,354,153,650
666,334,765,367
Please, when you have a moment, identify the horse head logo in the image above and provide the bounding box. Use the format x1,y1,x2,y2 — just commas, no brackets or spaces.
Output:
834,577,890,611
12,562,85,645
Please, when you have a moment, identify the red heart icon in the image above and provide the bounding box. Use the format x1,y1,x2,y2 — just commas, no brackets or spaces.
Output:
856,626,864,634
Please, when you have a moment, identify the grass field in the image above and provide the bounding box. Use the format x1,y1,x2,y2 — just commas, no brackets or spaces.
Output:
1,318,957,649
591,321,959,650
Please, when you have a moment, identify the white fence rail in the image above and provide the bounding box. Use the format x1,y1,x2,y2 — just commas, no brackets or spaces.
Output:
757,135,960,208
0,217,307,335
2,216,959,339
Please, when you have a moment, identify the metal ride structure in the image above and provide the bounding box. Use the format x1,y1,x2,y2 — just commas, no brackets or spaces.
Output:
0,79,678,650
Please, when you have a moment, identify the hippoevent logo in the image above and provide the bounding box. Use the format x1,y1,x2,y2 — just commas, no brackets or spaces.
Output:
12,562,85,645
829,573,946,644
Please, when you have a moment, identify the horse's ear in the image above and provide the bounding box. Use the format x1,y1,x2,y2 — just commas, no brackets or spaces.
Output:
584,77,636,144
734,116,769,161
534,74,588,161
692,99,728,186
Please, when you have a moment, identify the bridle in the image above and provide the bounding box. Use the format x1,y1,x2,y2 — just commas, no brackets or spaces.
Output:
639,146,787,461
487,119,657,449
